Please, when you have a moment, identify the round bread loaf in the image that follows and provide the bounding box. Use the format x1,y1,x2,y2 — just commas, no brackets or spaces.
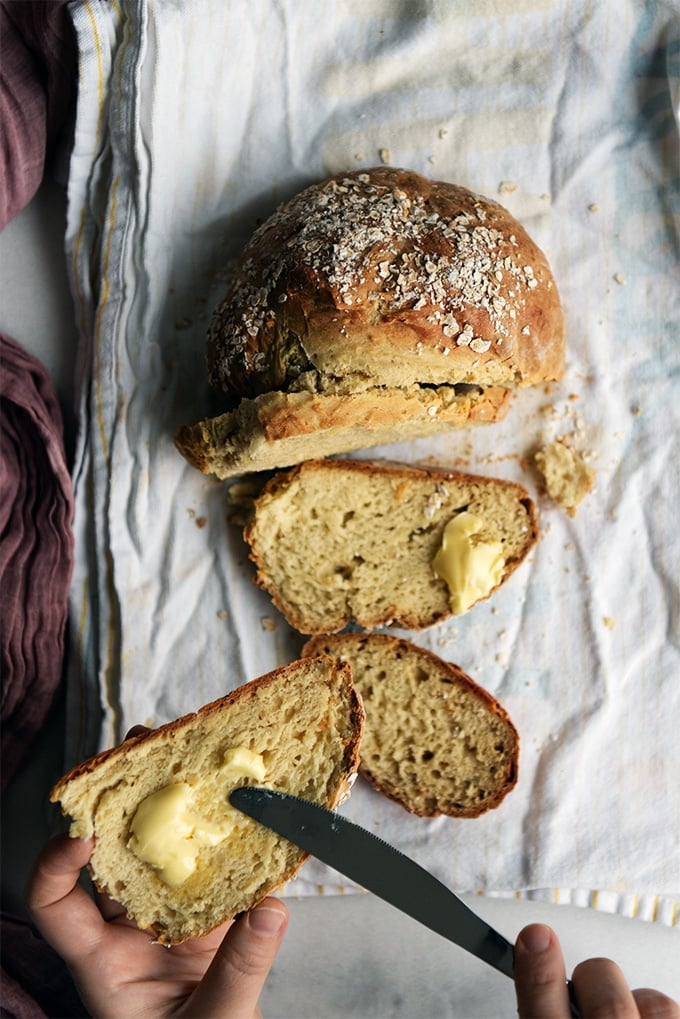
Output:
207,167,564,403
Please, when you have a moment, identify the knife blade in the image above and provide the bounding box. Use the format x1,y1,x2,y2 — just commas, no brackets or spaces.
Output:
230,787,580,1016
231,786,513,975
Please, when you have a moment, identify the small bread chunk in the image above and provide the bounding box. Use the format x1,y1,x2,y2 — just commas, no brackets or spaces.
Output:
175,167,564,479
50,657,364,944
534,439,595,517
303,633,519,818
244,459,538,633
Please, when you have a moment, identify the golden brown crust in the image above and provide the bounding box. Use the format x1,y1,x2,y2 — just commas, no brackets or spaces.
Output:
207,167,564,403
173,384,512,479
302,634,519,818
50,658,362,806
244,458,539,633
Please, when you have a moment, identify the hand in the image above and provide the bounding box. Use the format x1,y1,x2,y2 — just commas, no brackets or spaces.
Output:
514,923,680,1018
27,833,288,1019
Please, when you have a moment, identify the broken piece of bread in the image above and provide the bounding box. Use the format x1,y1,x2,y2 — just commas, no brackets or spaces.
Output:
534,439,595,517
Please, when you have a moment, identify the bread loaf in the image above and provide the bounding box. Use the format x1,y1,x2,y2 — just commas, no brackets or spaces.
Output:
50,657,364,944
243,458,538,633
303,633,519,818
175,167,564,478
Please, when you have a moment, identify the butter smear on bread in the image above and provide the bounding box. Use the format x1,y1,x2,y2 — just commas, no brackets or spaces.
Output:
433,511,505,613
128,747,267,886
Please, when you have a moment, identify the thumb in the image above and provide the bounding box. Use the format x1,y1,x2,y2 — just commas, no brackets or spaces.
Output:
183,897,288,1019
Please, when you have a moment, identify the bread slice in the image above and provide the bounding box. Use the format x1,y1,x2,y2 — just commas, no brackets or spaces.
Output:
50,657,364,944
175,166,564,480
174,383,510,480
303,633,519,818
243,458,538,633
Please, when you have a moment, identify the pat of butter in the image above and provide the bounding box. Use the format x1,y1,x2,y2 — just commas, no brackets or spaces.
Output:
432,511,505,614
221,746,267,782
128,746,266,886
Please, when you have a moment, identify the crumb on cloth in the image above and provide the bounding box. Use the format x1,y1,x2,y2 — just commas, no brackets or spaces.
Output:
534,439,595,517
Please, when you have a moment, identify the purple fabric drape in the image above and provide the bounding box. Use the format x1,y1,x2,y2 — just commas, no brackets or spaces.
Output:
1,4,83,1015
0,0,77,230
0,334,74,790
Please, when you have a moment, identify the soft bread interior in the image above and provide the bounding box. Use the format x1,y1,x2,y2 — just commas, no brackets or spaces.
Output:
303,633,519,818
244,459,537,632
50,657,363,944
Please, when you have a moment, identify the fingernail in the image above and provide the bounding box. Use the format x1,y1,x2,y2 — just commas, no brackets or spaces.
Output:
518,924,552,953
248,905,286,936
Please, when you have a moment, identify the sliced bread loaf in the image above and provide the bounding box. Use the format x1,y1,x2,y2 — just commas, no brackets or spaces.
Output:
50,657,364,944
243,458,538,633
175,166,564,480
303,633,519,817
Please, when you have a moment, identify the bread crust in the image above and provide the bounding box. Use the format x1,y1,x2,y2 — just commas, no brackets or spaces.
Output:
174,384,511,478
244,458,539,632
303,634,519,818
50,658,365,943
207,167,564,403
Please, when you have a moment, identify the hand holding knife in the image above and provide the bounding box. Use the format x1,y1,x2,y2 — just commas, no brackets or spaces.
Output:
231,787,581,1017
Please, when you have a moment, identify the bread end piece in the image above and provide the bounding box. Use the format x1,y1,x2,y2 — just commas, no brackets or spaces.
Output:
50,657,364,944
174,384,511,480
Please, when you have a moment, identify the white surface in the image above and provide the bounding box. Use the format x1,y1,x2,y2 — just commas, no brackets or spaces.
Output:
60,0,680,914
263,895,680,1016
1,176,678,1019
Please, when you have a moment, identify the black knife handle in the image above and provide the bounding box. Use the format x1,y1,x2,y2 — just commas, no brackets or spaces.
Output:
567,978,581,1018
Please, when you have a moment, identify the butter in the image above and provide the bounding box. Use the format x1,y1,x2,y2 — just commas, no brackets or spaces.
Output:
128,746,266,886
221,746,267,781
433,512,505,614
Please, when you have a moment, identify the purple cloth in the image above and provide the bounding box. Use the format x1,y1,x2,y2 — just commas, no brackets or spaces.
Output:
0,0,76,230
0,6,83,1016
0,913,88,1018
1,334,74,791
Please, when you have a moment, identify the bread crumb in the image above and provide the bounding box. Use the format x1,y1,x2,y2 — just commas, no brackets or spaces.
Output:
438,128,448,139
603,616,617,630
614,273,625,285
379,147,391,165
631,404,642,416
588,203,599,212
217,609,229,621
498,181,518,195
534,439,595,517
261,616,277,632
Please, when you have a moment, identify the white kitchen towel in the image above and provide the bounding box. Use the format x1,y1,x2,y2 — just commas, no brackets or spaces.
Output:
63,0,679,924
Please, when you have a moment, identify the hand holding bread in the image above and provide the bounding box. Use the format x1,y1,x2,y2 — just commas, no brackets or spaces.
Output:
49,657,363,944
27,832,289,1019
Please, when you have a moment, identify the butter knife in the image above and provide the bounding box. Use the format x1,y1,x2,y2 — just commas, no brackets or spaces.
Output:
230,787,580,1017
